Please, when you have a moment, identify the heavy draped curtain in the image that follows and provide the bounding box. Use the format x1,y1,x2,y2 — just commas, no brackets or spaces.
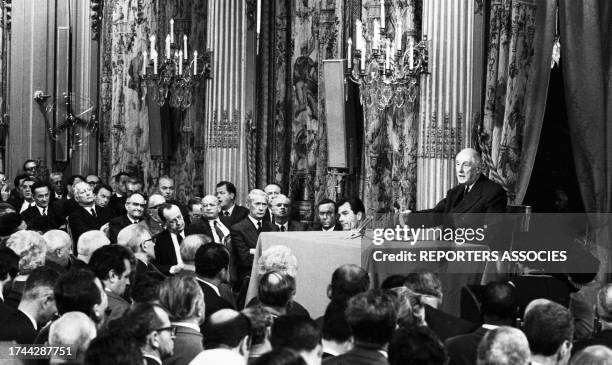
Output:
479,0,556,204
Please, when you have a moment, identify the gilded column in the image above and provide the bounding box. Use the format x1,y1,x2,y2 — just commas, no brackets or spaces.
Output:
417,0,478,209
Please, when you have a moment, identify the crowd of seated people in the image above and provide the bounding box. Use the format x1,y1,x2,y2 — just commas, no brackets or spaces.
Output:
0,159,610,365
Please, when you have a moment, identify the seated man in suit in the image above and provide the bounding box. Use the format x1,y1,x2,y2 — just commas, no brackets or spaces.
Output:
476,327,530,365
156,175,189,222
109,171,129,216
94,183,113,209
270,194,306,231
140,193,166,236
117,224,162,275
126,177,144,196
195,243,236,318
264,183,282,223
523,300,573,365
0,267,59,343
108,192,147,243
51,174,85,219
74,230,110,269
49,172,66,201
310,199,343,231
216,180,250,227
42,230,72,274
337,197,366,231
8,175,37,214
230,189,277,280
445,281,518,365
85,174,101,190
270,316,323,365
68,182,115,243
121,303,176,365
89,244,134,325
154,203,201,275
21,181,62,232
191,194,231,245
324,290,397,365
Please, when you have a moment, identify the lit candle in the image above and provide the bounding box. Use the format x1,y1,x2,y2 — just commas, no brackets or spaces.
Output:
165,35,171,59
385,40,390,70
193,50,198,75
183,35,188,59
178,51,183,74
408,38,414,70
395,19,402,51
256,0,261,34
150,35,156,57
170,18,174,43
347,38,352,69
360,45,366,70
380,0,385,28
373,20,380,51
356,20,362,51
143,50,147,75
153,51,158,74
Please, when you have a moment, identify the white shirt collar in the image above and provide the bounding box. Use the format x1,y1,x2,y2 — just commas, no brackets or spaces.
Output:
482,324,499,330
276,222,288,231
172,321,201,332
377,350,388,358
20,309,38,330
170,232,184,265
20,201,34,213
466,181,476,193
248,215,261,229
196,277,221,296
37,205,47,215
224,204,235,215
322,225,335,232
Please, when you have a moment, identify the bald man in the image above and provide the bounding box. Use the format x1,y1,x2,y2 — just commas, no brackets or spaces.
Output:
190,195,231,244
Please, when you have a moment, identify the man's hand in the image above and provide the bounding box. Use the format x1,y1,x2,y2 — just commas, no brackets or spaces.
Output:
169,264,183,275
100,222,110,234
0,184,9,201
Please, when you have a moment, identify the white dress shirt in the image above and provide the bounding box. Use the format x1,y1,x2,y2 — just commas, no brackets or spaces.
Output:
20,201,35,213
207,218,229,243
170,232,185,265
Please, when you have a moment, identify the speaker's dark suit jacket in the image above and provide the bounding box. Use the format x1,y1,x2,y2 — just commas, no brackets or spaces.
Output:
21,204,62,232
445,326,490,365
322,344,389,365
108,215,139,243
220,204,250,228
196,278,236,318
230,217,277,279
0,309,38,343
153,225,206,275
308,222,343,231
68,205,115,243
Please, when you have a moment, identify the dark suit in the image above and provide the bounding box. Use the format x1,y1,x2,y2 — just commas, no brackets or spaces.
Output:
196,277,235,318
6,196,24,211
153,229,181,275
573,329,612,355
51,198,80,221
21,204,62,232
68,205,115,243
424,305,478,341
309,222,343,231
274,220,307,232
230,217,277,279
106,290,130,324
164,324,204,365
512,274,571,317
445,326,490,365
322,344,389,365
0,299,15,324
135,259,164,276
0,309,38,343
108,215,140,243
220,204,250,227
109,194,127,216
189,218,229,244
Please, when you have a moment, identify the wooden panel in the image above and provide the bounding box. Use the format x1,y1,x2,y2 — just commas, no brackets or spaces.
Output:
8,0,56,175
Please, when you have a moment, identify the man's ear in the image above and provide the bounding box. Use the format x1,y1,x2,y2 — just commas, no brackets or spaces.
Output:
239,335,250,355
149,331,160,349
356,212,364,222
108,269,118,283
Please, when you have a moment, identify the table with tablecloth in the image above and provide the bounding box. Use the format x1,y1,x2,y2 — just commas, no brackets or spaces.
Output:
245,231,490,318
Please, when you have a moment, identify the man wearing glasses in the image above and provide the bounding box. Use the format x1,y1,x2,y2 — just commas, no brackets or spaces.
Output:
108,192,147,243
123,303,176,365
23,159,38,177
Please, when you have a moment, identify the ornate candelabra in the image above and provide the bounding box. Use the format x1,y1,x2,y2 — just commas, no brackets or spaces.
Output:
346,2,428,110
141,20,213,110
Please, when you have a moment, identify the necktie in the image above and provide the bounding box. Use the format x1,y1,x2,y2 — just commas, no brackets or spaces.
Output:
280,225,286,232
455,186,469,206
224,211,230,217
213,220,225,243
90,208,97,218
177,233,184,244
257,220,262,231
41,208,47,217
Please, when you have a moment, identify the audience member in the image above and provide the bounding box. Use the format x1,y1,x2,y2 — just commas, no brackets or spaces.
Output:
157,176,189,221
109,171,130,216
68,181,114,242
158,275,205,365
85,174,101,189
321,300,352,359
309,199,342,231
117,223,162,274
270,316,323,365
122,302,176,365
49,311,97,364
89,244,134,324
42,229,72,274
242,305,273,363
336,197,365,231
231,189,277,280
476,326,530,365
22,181,62,232
0,246,19,320
94,183,113,208
445,281,517,365
0,211,26,242
74,230,110,268
253,348,307,365
140,193,166,236
180,234,210,273
0,266,59,343
108,192,147,242
323,290,397,365
258,271,296,319
54,268,109,328
389,326,448,365
194,242,236,317
4,230,48,307
187,197,203,223
574,284,612,353
191,194,231,245
270,194,306,231
216,180,249,227
570,346,612,365
85,329,143,365
192,308,251,365
326,264,370,304
523,300,573,365
51,174,84,219
126,177,144,196
8,175,36,213
49,172,66,201
129,271,165,304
